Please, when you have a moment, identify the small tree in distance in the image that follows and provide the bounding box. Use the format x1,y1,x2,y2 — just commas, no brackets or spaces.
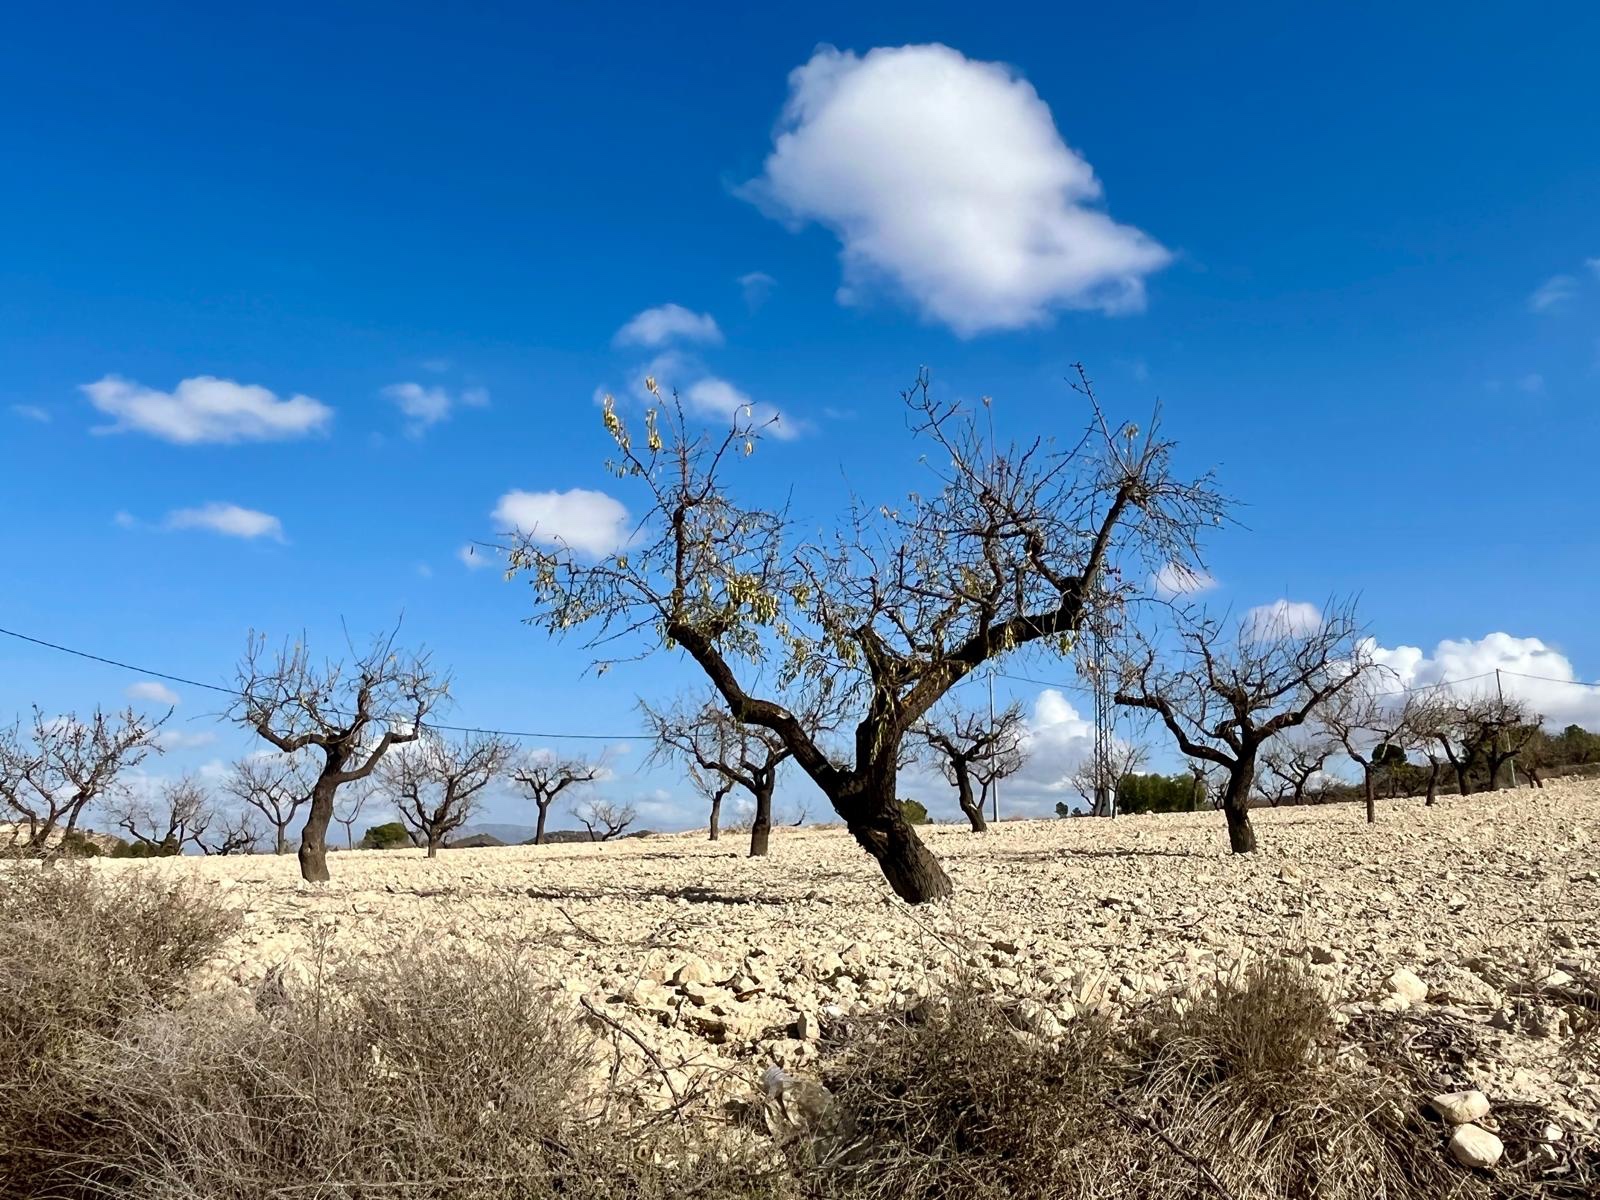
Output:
334,784,370,849
230,628,449,882
1259,732,1336,806
917,702,1025,832
1115,600,1374,853
513,367,1224,902
111,775,213,854
385,731,513,857
226,754,313,854
1322,685,1414,823
511,753,602,845
575,798,636,842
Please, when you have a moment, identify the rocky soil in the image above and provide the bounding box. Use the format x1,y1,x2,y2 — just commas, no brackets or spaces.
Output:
100,780,1600,1140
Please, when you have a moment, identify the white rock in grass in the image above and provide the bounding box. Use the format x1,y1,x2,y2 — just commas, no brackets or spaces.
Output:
1431,1090,1490,1125
1387,968,1428,1006
1448,1124,1504,1169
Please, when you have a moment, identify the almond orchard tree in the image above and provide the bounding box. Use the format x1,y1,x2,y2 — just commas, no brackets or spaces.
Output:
0,705,166,852
1259,731,1337,806
111,774,214,854
511,368,1223,902
510,753,602,845
385,731,513,857
226,753,314,854
230,629,449,882
642,688,838,855
1322,685,1416,824
1115,601,1375,853
916,701,1026,831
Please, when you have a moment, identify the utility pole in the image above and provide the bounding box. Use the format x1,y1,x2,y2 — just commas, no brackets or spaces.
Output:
1496,669,1521,787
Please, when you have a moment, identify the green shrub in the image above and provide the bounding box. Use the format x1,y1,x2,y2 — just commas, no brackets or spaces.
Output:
360,821,414,850
899,798,930,825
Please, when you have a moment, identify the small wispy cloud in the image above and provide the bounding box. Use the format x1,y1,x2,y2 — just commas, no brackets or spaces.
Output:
127,680,180,706
1151,562,1217,599
163,502,286,542
10,404,49,422
1528,275,1578,313
382,382,490,437
738,271,777,310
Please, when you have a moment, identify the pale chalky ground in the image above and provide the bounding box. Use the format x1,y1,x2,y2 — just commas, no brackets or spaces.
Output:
100,780,1600,1133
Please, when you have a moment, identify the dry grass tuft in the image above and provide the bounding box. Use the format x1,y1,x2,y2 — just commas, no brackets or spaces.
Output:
790,958,1484,1200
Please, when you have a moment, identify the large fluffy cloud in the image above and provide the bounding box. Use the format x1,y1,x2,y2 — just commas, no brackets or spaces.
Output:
83,375,332,444
491,488,632,558
1370,632,1600,728
741,44,1170,335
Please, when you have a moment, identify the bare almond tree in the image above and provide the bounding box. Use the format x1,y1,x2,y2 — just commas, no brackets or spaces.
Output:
385,731,513,857
642,691,832,855
917,703,1026,831
0,706,166,852
575,797,636,842
514,368,1223,902
1115,600,1375,853
1069,737,1148,817
1259,732,1336,806
229,629,449,882
333,784,370,850
1322,685,1415,823
111,774,213,854
226,754,313,854
197,806,264,856
510,753,602,845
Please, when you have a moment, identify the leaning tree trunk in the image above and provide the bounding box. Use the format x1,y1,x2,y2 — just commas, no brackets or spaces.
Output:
952,760,988,832
534,802,550,846
1364,766,1376,824
1221,765,1257,854
838,773,951,902
708,793,722,841
298,774,339,883
749,777,773,857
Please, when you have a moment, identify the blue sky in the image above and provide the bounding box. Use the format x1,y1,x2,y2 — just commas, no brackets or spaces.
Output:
3,3,1598,831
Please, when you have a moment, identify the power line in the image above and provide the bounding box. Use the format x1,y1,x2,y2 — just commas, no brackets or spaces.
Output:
0,624,652,742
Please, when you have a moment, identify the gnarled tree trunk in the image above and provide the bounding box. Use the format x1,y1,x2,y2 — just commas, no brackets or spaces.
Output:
534,802,551,845
838,771,950,901
1221,765,1257,854
297,773,338,883
1425,760,1440,806
951,759,988,832
708,793,722,841
749,778,773,857
1363,765,1376,824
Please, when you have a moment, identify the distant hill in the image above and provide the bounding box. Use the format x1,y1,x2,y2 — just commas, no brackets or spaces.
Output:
455,823,537,844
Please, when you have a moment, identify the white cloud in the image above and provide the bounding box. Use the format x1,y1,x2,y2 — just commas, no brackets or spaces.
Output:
1517,372,1545,394
1151,562,1216,599
1528,275,1578,313
126,681,180,706
164,502,286,542
1243,599,1323,641
1586,257,1600,280
82,375,332,444
458,543,496,570
738,271,777,309
10,404,49,422
112,511,138,529
740,44,1170,335
492,488,632,558
629,351,806,440
382,382,490,436
1368,632,1600,728
157,729,218,751
613,304,723,349
1002,688,1097,815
